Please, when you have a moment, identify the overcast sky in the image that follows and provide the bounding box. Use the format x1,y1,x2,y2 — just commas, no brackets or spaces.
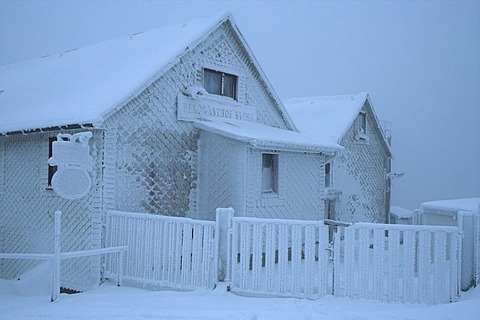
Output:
1,0,479,210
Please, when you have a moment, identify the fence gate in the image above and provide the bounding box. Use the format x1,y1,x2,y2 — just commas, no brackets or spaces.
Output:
106,210,218,290
333,223,461,304
228,216,330,299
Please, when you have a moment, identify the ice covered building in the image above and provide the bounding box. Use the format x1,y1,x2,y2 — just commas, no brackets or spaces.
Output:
0,13,340,290
285,93,392,224
416,198,480,290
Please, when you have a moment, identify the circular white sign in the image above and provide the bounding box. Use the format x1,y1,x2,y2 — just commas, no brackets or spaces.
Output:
51,167,92,200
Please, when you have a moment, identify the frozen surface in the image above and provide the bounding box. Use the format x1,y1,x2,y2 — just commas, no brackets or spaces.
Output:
194,119,342,152
390,205,414,218
284,93,368,144
1,281,479,320
0,12,230,133
1,254,479,319
421,198,480,213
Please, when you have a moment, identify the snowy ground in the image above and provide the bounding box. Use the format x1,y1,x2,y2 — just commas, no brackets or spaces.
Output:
1,279,479,320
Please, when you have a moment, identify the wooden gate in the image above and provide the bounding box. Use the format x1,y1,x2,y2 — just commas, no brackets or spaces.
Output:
227,216,330,299
333,223,461,304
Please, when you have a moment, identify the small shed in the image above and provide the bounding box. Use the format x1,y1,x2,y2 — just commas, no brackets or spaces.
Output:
418,198,480,290
390,205,414,225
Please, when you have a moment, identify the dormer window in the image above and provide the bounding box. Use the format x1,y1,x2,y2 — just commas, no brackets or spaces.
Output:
203,68,237,100
359,111,367,135
356,111,368,141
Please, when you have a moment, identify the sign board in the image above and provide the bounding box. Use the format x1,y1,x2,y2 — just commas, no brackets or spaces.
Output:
51,167,92,200
48,132,93,200
177,93,257,123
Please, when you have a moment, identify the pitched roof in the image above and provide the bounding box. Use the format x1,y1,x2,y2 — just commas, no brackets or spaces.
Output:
421,198,480,213
283,93,368,144
1,12,295,135
194,118,342,153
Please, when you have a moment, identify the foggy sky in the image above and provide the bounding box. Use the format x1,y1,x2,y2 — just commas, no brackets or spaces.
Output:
1,0,479,210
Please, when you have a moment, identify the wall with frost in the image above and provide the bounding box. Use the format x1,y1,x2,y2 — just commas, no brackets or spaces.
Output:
195,131,246,220
0,131,103,291
246,148,325,220
330,104,390,223
103,21,292,217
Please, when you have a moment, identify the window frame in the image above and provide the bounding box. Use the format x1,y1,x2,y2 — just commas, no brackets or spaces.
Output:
203,68,238,101
47,137,57,187
0,140,4,194
261,153,279,194
325,162,332,188
356,111,369,141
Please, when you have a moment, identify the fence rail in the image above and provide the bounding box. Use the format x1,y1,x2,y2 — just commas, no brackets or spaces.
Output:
106,210,218,290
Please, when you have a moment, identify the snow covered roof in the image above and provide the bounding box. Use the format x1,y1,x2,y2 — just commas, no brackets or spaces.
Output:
284,93,368,144
0,12,254,135
194,119,342,153
390,206,413,219
421,198,480,213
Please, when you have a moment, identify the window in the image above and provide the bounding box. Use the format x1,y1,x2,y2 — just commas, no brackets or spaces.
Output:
358,111,367,135
204,68,237,100
325,162,332,188
262,153,278,194
0,141,4,194
48,137,57,187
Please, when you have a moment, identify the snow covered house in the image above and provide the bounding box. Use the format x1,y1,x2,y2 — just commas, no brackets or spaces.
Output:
0,13,340,290
285,93,392,224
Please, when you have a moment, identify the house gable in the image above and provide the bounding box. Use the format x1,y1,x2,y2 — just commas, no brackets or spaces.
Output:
100,14,302,216
0,12,295,136
335,102,391,223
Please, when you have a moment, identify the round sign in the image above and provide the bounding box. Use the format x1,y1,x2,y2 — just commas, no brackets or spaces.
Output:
51,167,92,200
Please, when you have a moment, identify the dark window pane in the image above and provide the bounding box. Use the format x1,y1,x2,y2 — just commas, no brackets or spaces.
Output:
325,163,331,187
262,154,278,194
204,69,222,95
223,73,237,99
48,137,57,186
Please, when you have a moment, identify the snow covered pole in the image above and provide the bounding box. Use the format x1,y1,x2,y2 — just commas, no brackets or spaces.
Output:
215,208,234,283
51,210,62,302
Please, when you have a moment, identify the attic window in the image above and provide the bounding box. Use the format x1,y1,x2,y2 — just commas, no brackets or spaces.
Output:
262,153,278,194
356,111,368,141
203,68,237,100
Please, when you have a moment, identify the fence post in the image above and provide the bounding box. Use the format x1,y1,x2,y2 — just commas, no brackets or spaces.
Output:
51,210,62,302
215,208,234,282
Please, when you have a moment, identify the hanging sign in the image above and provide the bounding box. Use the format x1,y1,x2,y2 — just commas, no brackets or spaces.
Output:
48,132,93,200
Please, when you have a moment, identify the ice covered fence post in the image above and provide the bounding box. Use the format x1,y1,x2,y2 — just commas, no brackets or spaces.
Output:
51,211,62,302
215,208,234,282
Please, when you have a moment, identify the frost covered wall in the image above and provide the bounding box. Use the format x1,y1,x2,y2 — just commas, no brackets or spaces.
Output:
246,149,325,220
330,105,390,223
196,132,246,220
0,131,103,291
102,22,290,217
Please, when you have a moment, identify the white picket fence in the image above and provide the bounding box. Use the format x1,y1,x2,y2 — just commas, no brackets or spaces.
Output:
104,209,462,304
228,216,329,299
333,223,461,304
106,210,218,290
